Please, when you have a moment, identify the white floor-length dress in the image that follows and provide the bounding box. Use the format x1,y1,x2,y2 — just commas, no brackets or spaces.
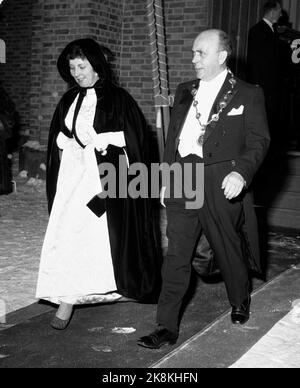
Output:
36,88,121,305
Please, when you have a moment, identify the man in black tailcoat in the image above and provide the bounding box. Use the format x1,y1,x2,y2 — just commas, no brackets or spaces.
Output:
138,29,270,349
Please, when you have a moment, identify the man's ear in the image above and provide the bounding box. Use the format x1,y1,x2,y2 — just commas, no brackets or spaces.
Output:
218,50,228,66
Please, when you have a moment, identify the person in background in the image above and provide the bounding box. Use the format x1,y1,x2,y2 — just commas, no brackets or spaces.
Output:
247,1,283,151
138,29,270,349
0,82,15,195
36,38,162,330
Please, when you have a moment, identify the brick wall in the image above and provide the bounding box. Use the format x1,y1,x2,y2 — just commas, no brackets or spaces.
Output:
120,0,210,127
28,0,125,145
164,0,210,92
0,0,33,133
0,0,209,149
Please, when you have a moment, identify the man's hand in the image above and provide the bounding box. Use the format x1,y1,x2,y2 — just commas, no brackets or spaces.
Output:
160,186,167,208
221,172,245,200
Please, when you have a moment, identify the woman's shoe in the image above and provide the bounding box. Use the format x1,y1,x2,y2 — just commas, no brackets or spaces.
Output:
50,315,72,330
51,302,73,330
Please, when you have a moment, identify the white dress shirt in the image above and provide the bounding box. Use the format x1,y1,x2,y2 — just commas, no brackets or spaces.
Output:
178,68,228,158
263,18,274,32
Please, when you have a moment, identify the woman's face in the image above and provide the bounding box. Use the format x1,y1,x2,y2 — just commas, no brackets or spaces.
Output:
69,57,99,88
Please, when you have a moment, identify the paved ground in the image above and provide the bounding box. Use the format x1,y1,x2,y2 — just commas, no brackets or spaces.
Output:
153,265,300,368
1,173,300,369
0,176,48,315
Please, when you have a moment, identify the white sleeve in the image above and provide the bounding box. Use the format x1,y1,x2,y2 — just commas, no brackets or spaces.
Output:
107,131,126,147
56,131,72,150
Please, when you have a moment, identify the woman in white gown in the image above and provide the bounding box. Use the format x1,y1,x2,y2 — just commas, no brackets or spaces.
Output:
36,39,162,329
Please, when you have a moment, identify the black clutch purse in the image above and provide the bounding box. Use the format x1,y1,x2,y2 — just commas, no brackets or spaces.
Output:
86,195,106,217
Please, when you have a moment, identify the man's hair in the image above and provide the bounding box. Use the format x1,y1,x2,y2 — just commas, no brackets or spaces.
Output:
218,30,233,62
263,1,281,16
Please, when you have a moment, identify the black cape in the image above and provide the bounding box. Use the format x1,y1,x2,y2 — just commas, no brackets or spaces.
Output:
46,80,162,302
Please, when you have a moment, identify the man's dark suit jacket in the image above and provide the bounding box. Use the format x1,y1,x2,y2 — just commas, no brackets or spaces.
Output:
163,73,270,271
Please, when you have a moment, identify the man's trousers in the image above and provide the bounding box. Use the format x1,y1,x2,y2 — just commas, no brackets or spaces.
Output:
157,159,251,333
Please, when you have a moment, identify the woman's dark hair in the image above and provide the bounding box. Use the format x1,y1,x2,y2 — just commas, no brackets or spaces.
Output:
66,45,86,62
57,38,112,84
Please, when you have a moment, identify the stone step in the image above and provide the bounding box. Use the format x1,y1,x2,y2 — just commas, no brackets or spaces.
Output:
255,154,300,228
286,153,300,174
278,175,300,193
267,208,300,229
271,191,300,210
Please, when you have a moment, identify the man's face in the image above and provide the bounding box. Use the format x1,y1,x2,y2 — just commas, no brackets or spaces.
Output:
270,3,282,24
192,32,225,81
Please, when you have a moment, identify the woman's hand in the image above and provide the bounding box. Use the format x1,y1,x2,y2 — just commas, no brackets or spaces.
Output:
93,133,109,154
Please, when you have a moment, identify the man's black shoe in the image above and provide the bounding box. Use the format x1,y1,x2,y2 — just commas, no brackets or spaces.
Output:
137,327,178,349
231,296,251,325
